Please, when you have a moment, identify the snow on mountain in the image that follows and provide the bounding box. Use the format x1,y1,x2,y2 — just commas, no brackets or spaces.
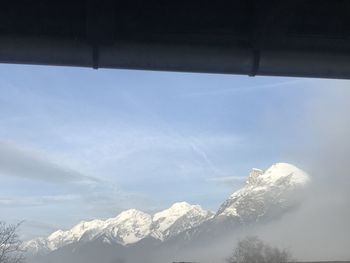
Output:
151,202,213,240
25,203,212,254
25,219,106,254
102,209,152,244
25,162,310,256
25,237,51,255
216,162,310,221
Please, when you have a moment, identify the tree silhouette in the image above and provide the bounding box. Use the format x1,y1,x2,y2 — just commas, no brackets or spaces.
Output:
0,222,25,263
227,236,293,263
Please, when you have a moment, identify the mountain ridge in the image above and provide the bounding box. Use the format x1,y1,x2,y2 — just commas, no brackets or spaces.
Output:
25,162,310,257
25,202,213,253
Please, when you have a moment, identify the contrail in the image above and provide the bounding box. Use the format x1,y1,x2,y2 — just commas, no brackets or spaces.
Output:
184,79,307,97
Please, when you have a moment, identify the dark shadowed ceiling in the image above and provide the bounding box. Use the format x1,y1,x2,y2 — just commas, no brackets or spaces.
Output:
0,0,350,78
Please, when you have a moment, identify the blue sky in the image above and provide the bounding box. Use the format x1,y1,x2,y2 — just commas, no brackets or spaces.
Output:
0,64,347,239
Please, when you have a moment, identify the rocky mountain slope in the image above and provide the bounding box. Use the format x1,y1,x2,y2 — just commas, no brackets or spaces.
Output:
216,163,309,221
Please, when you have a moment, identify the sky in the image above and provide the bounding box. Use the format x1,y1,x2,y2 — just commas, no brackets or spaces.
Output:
0,64,349,240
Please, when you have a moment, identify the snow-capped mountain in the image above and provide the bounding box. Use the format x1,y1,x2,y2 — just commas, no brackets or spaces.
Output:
216,162,310,221
25,202,212,254
151,202,213,240
25,162,310,259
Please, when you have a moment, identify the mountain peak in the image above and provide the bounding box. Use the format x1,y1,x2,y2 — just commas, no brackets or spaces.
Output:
114,209,149,220
259,162,310,185
153,202,208,230
216,162,310,219
245,162,309,187
246,168,264,184
168,201,192,209
152,202,213,240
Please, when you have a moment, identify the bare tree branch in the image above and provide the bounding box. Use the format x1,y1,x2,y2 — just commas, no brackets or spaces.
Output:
0,221,26,263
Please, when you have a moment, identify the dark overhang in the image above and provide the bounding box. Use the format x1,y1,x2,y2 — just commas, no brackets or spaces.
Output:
1,1,350,79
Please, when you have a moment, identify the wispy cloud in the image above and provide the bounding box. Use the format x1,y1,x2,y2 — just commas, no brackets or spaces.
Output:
0,194,80,207
51,124,241,178
184,79,306,97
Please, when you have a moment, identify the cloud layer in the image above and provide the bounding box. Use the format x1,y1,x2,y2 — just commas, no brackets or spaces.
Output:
0,141,98,184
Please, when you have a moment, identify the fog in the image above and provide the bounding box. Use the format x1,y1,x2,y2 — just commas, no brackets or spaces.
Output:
256,82,350,261
173,81,350,263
